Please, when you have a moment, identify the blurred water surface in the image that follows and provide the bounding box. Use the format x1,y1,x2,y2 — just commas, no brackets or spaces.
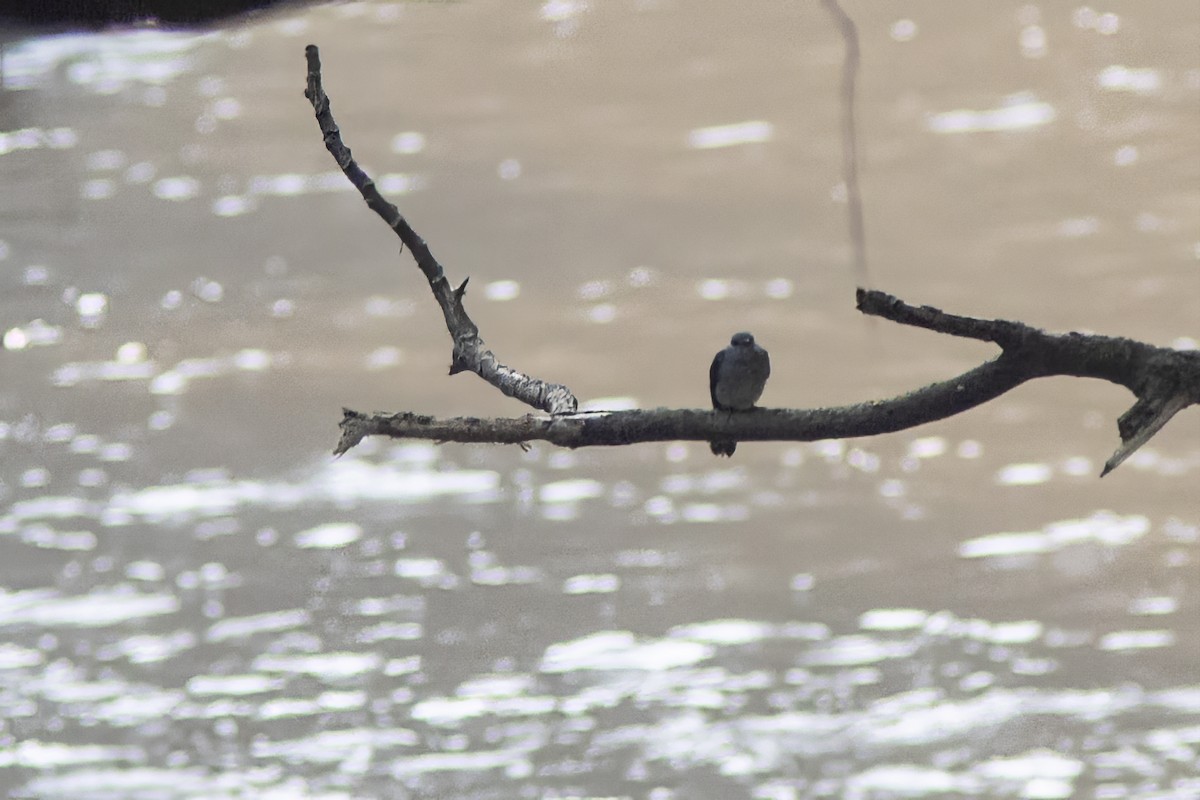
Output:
0,1,1198,798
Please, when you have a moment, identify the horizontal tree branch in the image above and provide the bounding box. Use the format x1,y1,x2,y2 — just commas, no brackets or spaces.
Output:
334,290,1200,475
302,45,1197,476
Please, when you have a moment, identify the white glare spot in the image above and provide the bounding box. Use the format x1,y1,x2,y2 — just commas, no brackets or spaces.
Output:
890,19,917,42
907,436,946,459
1098,630,1173,651
192,278,223,303
149,410,175,430
251,173,305,195
548,451,577,469
926,93,1055,134
628,266,654,287
22,468,50,487
687,120,773,150
150,371,186,395
996,463,1052,486
1097,65,1160,94
1135,212,1162,233
212,97,241,119
1060,457,1092,477
364,296,413,317
484,280,520,301
4,327,28,350
125,161,155,184
47,128,78,148
563,574,620,595
956,440,983,459
271,299,295,318
0,240,10,260
366,346,403,370
791,573,814,591
859,608,928,631
374,3,403,22
1128,596,1177,616
588,304,616,324
234,349,270,371
194,114,217,134
24,265,48,284
697,279,732,300
1094,12,1119,35
82,179,115,200
197,76,224,97
116,342,147,364
276,18,309,36
378,173,417,194
498,159,521,180
161,290,182,310
540,479,604,504
213,195,254,217
390,132,426,154
1057,217,1099,238
658,443,686,463
1019,26,1047,59
154,176,200,201
764,278,793,299
847,449,880,473
578,280,611,300
682,503,723,523
9,321,58,351
76,293,108,326
1113,145,1138,166
295,523,362,549
71,435,99,453
86,150,126,170
540,0,585,22
99,442,132,462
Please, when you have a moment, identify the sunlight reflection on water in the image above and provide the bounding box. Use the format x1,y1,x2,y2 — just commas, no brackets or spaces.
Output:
0,0,1197,797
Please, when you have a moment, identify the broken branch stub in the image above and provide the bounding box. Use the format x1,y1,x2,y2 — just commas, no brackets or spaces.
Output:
303,46,1196,476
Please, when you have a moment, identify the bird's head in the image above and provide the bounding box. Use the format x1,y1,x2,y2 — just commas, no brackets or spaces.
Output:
730,332,756,347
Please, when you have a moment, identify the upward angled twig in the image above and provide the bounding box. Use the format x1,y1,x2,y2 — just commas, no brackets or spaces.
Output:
302,44,578,416
303,45,1197,474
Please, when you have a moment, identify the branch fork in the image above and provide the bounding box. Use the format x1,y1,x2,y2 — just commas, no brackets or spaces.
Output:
304,45,1197,475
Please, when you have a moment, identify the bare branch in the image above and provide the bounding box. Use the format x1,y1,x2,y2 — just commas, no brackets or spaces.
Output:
302,46,1196,476
303,44,577,415
334,289,1200,475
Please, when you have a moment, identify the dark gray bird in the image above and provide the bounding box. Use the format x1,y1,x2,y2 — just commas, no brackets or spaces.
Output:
709,332,770,456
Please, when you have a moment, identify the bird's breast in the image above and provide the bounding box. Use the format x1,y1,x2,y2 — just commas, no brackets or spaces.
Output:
714,352,768,409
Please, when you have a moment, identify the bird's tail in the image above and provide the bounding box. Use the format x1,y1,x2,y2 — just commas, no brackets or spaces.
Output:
709,438,737,457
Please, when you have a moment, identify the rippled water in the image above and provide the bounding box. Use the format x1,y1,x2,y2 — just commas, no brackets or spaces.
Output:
1,2,1198,798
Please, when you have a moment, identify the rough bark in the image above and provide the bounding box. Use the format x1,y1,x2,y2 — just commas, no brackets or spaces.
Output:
333,290,1199,476
304,45,1198,476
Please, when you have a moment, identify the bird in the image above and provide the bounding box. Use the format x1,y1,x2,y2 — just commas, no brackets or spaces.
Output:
709,332,770,456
